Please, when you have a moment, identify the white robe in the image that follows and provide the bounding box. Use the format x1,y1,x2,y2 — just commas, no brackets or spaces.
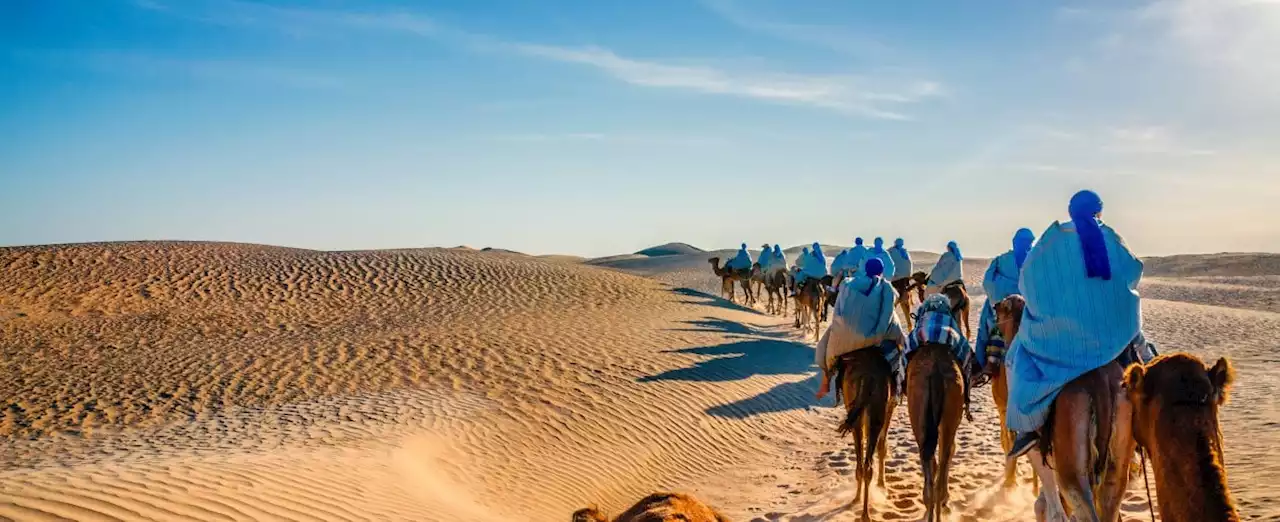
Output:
926,251,963,294
814,275,903,372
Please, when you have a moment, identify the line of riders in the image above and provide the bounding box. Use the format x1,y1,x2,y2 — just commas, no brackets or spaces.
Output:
716,190,1239,522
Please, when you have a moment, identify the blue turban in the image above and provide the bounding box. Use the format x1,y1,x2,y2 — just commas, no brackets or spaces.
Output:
873,237,885,253
772,245,782,255
894,238,910,261
812,242,824,258
1013,228,1035,269
855,237,864,246
1069,190,1110,280
862,258,885,295
947,241,963,261
802,247,810,255
864,258,884,278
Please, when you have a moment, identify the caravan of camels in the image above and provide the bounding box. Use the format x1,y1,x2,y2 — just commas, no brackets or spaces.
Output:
689,190,1240,522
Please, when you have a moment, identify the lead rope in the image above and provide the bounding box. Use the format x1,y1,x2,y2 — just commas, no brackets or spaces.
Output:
1141,447,1157,521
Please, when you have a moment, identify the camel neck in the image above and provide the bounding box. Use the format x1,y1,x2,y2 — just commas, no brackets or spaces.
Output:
1150,433,1239,522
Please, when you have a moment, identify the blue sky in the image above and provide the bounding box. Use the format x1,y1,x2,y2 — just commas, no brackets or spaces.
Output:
3,0,1278,257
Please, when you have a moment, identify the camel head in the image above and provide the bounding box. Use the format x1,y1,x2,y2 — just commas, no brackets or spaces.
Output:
1125,353,1233,451
707,257,726,276
573,493,730,522
993,295,1026,342
1124,353,1239,521
572,507,610,522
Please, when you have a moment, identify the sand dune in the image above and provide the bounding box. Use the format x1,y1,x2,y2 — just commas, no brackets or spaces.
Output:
2,242,1275,521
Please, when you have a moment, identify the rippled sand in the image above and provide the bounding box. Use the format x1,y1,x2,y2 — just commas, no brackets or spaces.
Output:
2,242,1275,521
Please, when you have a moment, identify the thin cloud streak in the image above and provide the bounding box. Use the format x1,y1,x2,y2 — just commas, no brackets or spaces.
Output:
512,44,941,119
135,0,943,120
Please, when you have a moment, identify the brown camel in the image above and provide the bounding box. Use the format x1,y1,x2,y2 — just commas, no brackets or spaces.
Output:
834,348,896,522
907,343,965,521
761,267,788,315
793,275,832,342
573,492,730,522
896,272,929,330
939,281,971,340
999,300,1137,522
708,257,754,305
1125,353,1239,522
991,295,1040,494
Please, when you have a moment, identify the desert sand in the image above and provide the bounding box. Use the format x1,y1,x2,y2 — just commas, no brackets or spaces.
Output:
2,241,1277,521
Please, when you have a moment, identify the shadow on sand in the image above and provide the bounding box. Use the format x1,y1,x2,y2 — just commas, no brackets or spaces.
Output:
638,327,822,418
671,287,763,315
668,318,787,338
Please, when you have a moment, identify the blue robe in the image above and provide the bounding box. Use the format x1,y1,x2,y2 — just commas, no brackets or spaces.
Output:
974,251,1021,364
888,246,913,281
926,251,963,293
862,248,895,281
1005,221,1144,432
727,248,753,271
846,246,867,274
815,274,902,372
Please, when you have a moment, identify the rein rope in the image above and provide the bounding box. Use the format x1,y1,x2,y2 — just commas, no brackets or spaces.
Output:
1140,446,1157,522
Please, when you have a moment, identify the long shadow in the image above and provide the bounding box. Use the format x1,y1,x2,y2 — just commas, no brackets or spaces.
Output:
668,317,787,338
704,373,825,419
671,287,762,315
639,338,814,383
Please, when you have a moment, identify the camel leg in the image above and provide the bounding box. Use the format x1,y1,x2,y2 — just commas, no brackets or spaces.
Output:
937,391,962,517
1028,449,1067,522
1095,390,1136,521
1053,391,1101,522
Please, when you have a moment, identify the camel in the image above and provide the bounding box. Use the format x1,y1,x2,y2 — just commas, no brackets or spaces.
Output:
895,272,929,330
1125,353,1239,522
793,275,833,342
999,299,1137,522
760,266,788,315
834,348,896,522
573,492,730,522
992,296,1038,494
708,257,754,305
939,281,971,340
907,342,966,521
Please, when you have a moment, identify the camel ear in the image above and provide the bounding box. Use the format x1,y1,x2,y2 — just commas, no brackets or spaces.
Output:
1208,357,1235,405
1123,363,1145,399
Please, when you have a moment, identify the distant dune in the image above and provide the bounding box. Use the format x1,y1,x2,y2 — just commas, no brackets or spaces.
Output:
2,241,1277,521
635,242,705,257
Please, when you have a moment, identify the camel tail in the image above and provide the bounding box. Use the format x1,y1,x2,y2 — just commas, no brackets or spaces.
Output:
921,369,945,468
837,368,874,437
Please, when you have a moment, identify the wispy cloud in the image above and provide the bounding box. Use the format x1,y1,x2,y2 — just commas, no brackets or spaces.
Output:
512,44,941,119
699,0,894,58
135,0,942,120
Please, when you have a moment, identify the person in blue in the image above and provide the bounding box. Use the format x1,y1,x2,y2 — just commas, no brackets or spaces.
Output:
926,241,965,295
830,248,849,280
771,244,786,268
792,244,829,297
974,229,1035,371
810,242,827,272
861,237,895,278
756,243,774,271
845,238,868,278
906,293,976,419
1006,190,1146,458
888,238,914,298
814,258,905,400
726,243,754,272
